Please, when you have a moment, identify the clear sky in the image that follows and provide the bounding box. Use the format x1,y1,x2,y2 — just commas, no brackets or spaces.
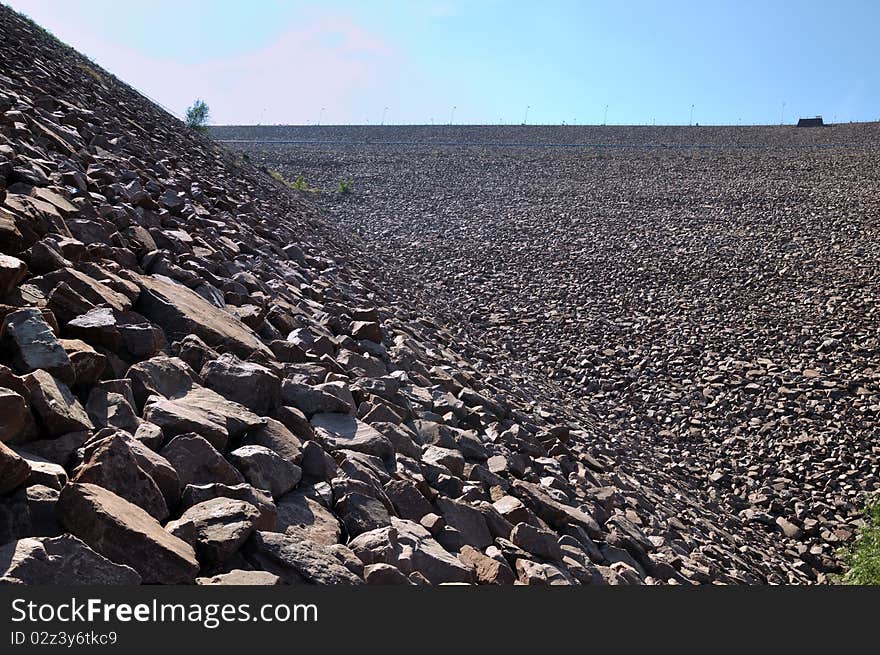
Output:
4,0,878,126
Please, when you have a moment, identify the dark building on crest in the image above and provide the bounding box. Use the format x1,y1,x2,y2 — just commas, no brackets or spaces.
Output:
797,116,824,127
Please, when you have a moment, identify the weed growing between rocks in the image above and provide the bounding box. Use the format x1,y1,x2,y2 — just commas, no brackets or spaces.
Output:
838,497,880,585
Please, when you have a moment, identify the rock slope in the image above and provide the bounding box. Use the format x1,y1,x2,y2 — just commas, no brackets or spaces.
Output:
233,129,880,583
0,6,863,586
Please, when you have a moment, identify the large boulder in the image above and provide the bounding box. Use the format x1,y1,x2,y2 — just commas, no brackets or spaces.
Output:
228,445,301,498
310,413,394,460
242,531,363,585
160,434,245,487
25,370,93,437
240,417,302,464
144,385,264,451
0,535,141,585
1,308,73,383
166,497,261,566
348,518,474,585
180,482,276,531
72,432,169,521
0,441,30,494
281,381,350,417
126,356,198,408
0,254,27,296
334,492,391,538
511,479,602,539
60,338,106,387
85,388,140,433
196,570,282,585
510,522,563,561
383,479,434,522
435,497,493,550
0,386,33,443
57,483,199,584
201,354,280,415
135,274,271,358
275,490,342,545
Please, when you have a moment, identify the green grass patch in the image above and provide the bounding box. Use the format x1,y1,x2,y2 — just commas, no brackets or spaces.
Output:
337,179,354,195
838,496,880,585
267,169,319,193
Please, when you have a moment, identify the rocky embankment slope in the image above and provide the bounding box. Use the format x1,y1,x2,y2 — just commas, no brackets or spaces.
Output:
0,6,865,585
231,126,880,584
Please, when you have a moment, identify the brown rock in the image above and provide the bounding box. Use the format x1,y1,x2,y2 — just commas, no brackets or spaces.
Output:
166,497,261,566
276,490,342,545
60,338,106,387
0,386,32,443
201,354,280,415
73,432,169,520
243,531,363,585
144,385,264,451
0,254,27,296
0,441,30,494
350,320,382,343
25,370,93,437
459,544,516,584
196,570,282,585
510,522,563,561
311,413,394,460
160,434,245,487
1,308,73,383
228,444,301,499
363,562,413,584
435,497,493,549
135,274,271,358
180,482,277,531
0,535,141,585
240,417,303,464
57,483,199,584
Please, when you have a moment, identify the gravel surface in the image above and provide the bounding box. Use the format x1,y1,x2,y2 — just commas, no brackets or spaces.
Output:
231,126,880,581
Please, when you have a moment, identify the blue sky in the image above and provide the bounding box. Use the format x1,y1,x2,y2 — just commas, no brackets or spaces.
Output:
4,0,878,125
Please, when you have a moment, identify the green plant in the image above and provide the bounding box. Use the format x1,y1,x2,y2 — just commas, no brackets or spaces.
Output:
267,170,318,193
76,62,105,84
184,99,210,131
838,495,880,585
337,179,354,195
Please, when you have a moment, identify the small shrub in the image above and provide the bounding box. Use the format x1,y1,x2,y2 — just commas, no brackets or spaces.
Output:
838,496,880,585
337,179,354,195
185,99,210,131
77,62,104,84
268,170,318,193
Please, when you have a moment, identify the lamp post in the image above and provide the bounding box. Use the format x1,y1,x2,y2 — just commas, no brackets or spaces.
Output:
523,105,529,124
689,104,695,126
603,104,608,125
780,101,786,125
318,107,325,126
450,105,456,124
